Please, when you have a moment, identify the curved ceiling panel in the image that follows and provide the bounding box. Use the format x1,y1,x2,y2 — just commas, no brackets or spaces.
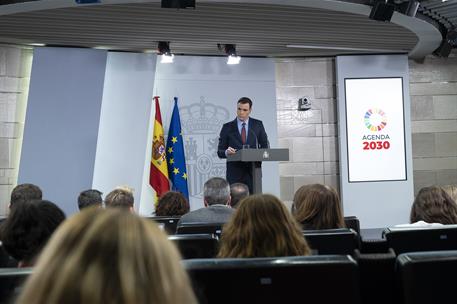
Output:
0,0,443,58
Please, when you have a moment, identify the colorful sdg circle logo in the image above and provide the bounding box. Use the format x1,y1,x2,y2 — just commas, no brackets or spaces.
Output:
364,108,387,131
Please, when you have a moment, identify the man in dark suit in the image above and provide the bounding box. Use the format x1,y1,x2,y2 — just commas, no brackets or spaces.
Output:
217,97,269,194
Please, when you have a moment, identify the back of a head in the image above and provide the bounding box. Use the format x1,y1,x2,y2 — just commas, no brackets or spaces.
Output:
155,191,190,216
77,189,103,210
17,208,197,304
204,177,230,206
230,183,249,209
292,184,345,230
218,194,310,258
0,200,65,265
441,185,457,204
410,186,457,224
105,187,134,210
10,183,42,209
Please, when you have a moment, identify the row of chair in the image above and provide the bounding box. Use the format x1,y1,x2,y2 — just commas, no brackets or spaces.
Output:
148,215,361,236
160,219,457,257
1,251,456,304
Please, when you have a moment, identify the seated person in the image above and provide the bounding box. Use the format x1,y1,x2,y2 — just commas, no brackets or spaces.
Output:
218,194,310,258
178,177,234,226
16,208,197,304
406,186,457,226
104,186,134,212
77,189,103,210
441,184,457,204
8,183,42,210
155,191,190,217
229,183,249,209
292,184,345,230
0,199,65,267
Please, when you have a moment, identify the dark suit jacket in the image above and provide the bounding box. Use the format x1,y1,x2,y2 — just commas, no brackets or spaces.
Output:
217,117,268,192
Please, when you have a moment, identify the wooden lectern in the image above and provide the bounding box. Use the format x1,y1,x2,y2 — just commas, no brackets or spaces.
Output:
227,148,289,194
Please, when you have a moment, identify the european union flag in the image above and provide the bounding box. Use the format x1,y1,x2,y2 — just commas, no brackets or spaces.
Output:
166,97,189,200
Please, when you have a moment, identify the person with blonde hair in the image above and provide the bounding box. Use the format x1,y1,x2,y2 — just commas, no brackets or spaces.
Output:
441,184,457,204
292,184,345,230
218,194,310,258
104,186,134,211
17,208,197,304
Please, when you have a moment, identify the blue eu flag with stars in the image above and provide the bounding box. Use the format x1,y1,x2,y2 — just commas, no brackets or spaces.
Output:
166,97,189,200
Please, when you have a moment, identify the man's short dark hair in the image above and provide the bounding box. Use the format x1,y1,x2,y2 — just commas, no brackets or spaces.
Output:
78,189,103,210
105,188,134,209
0,199,65,265
237,97,252,109
204,177,230,206
10,183,42,208
230,183,250,208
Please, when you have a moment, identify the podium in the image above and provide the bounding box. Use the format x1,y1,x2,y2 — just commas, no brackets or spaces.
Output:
227,148,289,194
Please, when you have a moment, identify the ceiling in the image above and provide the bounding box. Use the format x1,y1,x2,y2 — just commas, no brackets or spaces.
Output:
0,0,454,59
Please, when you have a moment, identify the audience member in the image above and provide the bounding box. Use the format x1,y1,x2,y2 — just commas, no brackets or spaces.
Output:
17,208,197,304
178,177,234,225
77,189,103,210
155,191,189,217
229,183,249,209
0,199,65,267
218,194,310,258
441,184,457,204
104,186,134,211
409,186,457,225
292,184,345,230
9,183,42,209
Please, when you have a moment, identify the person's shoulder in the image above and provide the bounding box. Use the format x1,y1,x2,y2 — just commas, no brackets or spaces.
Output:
249,117,263,124
226,118,238,125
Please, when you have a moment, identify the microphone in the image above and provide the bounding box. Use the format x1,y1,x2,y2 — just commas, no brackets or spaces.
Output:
248,128,259,149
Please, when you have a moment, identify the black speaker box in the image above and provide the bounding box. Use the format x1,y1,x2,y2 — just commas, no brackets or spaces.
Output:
369,2,395,22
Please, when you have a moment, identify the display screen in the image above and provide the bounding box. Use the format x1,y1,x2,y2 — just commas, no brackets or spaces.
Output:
345,78,407,182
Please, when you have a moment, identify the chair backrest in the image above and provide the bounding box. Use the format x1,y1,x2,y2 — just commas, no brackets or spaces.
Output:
0,245,18,268
396,250,457,304
383,225,457,255
147,216,181,234
355,249,397,304
303,228,359,255
344,216,360,234
169,234,219,259
0,267,32,303
176,222,224,238
183,255,360,304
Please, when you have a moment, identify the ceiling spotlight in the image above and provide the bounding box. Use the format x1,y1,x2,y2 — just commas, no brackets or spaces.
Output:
158,41,174,64
218,44,241,65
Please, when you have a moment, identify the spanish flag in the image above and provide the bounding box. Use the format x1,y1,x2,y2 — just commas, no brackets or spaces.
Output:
149,96,170,203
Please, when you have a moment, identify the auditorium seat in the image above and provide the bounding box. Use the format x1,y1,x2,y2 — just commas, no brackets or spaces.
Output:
0,245,17,268
0,267,32,303
383,225,457,255
147,216,180,234
397,250,457,304
355,249,397,304
303,228,360,255
176,222,224,238
344,216,361,234
168,234,218,259
183,255,360,304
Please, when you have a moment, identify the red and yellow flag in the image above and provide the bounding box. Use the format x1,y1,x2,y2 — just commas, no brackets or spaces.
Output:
149,96,170,203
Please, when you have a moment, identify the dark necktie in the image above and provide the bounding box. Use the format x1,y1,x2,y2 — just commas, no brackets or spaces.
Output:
241,122,246,144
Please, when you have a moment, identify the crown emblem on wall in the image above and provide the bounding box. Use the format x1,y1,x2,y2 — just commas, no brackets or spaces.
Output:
180,97,230,133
